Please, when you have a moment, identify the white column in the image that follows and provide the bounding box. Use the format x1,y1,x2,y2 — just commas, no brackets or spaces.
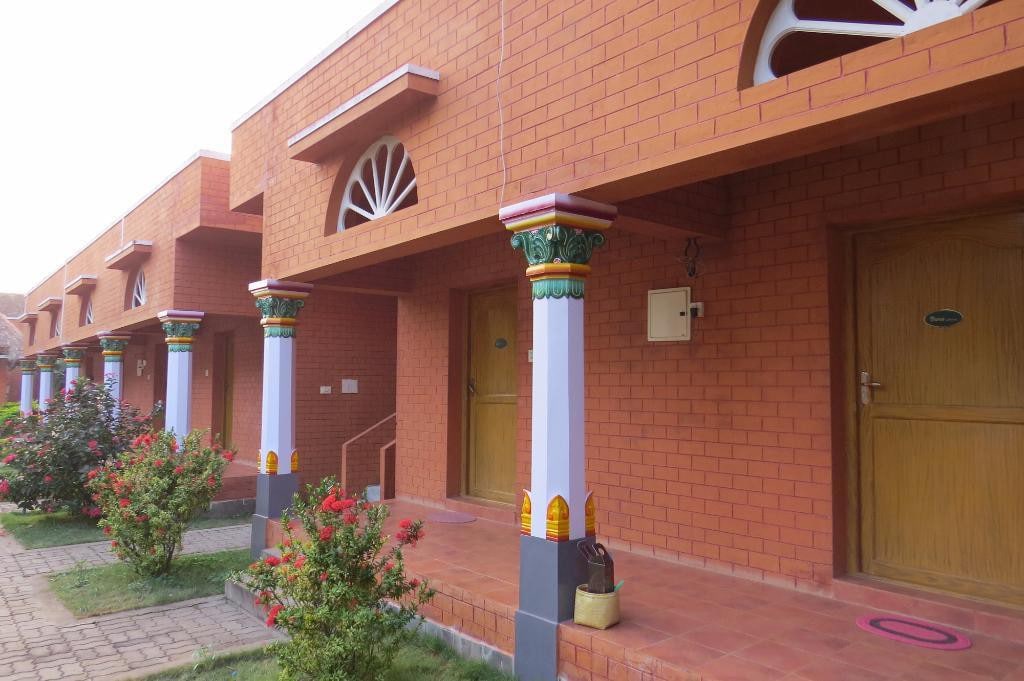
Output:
18,360,35,416
98,333,129,405
37,355,56,409
530,296,588,539
62,346,86,391
158,311,204,441
501,193,615,542
249,280,313,476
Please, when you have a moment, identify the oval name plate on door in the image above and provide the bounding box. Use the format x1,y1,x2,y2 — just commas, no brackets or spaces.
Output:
924,309,963,327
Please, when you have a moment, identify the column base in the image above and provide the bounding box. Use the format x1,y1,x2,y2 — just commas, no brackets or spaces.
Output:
250,473,300,558
514,535,593,681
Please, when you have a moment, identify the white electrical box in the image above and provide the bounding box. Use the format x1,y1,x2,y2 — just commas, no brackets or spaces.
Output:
648,287,692,342
319,386,332,395
341,379,359,394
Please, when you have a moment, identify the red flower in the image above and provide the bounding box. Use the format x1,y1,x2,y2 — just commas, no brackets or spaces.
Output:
118,498,130,508
319,526,335,542
173,466,184,475
330,500,345,512
266,604,283,627
136,514,148,523
343,512,357,525
87,440,98,450
385,561,394,572
399,518,412,529
87,470,98,480
396,530,408,542
43,475,53,483
319,572,329,582
264,555,281,567
111,541,119,548
103,526,111,535
223,451,235,462
169,439,178,453
341,498,356,510
2,454,15,465
0,480,9,496
207,475,217,488
294,555,306,569
409,578,421,588
153,459,164,468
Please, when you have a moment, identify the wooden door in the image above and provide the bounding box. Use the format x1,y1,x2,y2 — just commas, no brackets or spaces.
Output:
854,214,1024,605
218,334,235,447
466,287,518,504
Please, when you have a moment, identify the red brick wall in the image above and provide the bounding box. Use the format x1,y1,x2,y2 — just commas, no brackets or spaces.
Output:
231,0,1024,282
386,102,1024,592
293,291,398,489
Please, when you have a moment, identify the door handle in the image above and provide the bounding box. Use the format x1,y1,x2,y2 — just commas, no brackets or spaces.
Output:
859,371,882,405
468,379,477,396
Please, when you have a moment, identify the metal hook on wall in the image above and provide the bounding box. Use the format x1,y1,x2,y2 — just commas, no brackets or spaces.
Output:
682,237,702,278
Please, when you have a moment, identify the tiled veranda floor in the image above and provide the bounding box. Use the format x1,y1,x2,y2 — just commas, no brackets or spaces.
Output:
377,500,1024,681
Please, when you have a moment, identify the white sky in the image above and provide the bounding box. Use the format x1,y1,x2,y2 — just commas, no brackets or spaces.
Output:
0,0,381,296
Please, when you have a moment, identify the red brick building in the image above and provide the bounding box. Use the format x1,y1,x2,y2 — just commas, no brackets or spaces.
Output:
231,0,1024,679
16,152,265,501
16,1,1024,679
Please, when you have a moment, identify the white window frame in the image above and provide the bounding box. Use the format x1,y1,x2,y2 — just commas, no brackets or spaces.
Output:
337,134,417,231
754,0,992,85
131,270,147,309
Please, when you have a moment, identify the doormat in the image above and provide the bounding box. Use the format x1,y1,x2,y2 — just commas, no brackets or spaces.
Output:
426,511,476,524
855,614,971,650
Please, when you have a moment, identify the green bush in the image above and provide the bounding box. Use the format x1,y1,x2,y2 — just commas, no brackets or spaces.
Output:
236,478,434,681
0,379,156,515
88,430,232,576
0,402,21,436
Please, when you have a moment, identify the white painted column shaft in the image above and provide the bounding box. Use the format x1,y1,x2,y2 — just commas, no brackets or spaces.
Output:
64,365,80,390
165,350,193,439
260,335,296,474
38,369,54,408
530,296,587,540
19,370,34,416
104,358,123,404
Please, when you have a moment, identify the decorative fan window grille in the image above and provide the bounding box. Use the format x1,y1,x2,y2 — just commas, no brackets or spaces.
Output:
82,298,94,326
51,314,62,339
131,270,147,309
337,135,418,231
754,0,995,85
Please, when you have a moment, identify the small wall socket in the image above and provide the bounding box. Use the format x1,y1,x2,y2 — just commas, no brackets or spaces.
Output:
319,385,332,395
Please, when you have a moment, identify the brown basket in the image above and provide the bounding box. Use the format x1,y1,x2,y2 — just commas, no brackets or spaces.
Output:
573,585,620,629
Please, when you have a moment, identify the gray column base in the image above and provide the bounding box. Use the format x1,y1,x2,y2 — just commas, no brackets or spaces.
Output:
514,535,593,681
250,473,299,559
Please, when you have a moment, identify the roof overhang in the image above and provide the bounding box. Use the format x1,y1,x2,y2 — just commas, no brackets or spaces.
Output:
288,64,440,163
36,297,62,313
105,240,153,271
65,275,98,296
13,312,38,325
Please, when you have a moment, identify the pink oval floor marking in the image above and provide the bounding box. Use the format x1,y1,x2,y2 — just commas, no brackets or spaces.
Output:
855,614,972,650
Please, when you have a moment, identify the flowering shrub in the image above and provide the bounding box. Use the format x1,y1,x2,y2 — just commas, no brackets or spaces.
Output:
88,429,233,576
0,379,156,515
236,478,434,681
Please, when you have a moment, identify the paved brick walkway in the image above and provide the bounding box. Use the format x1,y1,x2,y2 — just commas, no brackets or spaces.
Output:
0,524,281,680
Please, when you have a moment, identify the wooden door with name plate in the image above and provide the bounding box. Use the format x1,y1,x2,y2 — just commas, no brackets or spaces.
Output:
854,214,1024,605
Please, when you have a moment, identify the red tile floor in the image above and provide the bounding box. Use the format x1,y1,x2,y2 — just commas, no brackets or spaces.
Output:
378,500,1024,681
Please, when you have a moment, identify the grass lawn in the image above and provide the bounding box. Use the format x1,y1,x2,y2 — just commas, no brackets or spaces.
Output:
0,510,252,549
50,549,251,617
143,636,513,681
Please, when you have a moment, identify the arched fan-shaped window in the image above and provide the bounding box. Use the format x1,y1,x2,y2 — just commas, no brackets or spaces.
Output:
753,0,996,85
81,297,94,326
51,313,62,339
337,135,418,232
130,270,147,309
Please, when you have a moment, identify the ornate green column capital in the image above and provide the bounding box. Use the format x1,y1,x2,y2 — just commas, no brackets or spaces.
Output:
500,193,616,299
98,333,130,362
62,346,86,366
18,358,37,373
158,310,204,352
35,354,56,371
249,280,314,338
